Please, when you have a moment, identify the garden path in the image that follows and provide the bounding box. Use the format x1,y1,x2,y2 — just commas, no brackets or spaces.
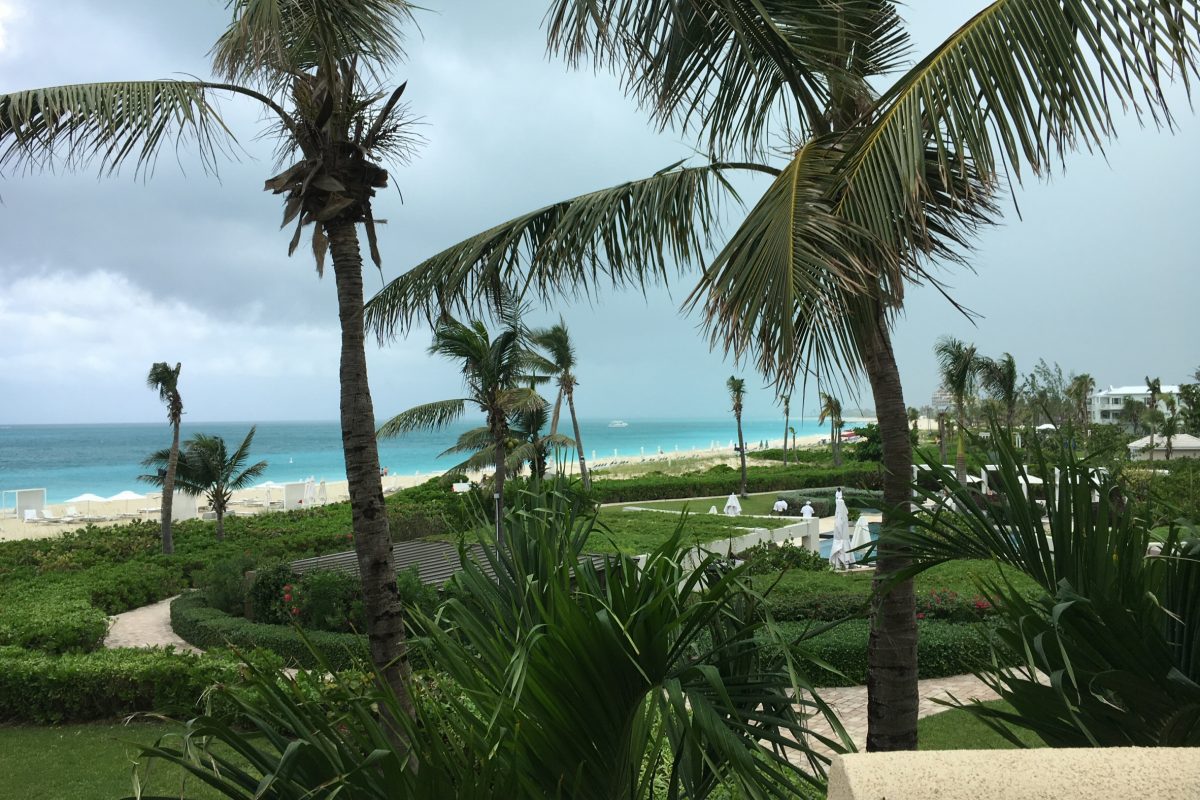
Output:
104,595,201,653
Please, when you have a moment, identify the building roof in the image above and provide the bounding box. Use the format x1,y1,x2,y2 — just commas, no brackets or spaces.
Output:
1095,384,1181,397
1127,433,1200,452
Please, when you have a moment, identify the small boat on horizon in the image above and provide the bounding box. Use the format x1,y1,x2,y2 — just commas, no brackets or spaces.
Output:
607,420,629,428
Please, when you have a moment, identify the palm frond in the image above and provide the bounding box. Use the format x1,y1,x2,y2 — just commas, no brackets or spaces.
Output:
211,0,416,87
834,0,1200,260
364,161,745,338
0,81,238,177
377,399,468,438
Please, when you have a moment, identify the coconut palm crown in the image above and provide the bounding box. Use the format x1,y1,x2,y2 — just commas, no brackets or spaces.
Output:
530,319,591,489
2,0,425,718
360,0,1198,751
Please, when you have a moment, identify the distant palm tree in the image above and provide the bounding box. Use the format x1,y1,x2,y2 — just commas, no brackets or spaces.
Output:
146,362,182,555
1146,376,1163,454
788,426,797,455
780,394,791,466
727,376,748,497
906,406,920,434
934,337,980,483
531,320,590,489
1161,397,1179,460
1066,373,1096,432
936,409,949,465
980,354,1020,435
1121,397,1148,435
379,308,542,546
818,392,844,468
142,428,268,540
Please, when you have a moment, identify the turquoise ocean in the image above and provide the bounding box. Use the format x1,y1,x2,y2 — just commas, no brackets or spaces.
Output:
1,418,829,504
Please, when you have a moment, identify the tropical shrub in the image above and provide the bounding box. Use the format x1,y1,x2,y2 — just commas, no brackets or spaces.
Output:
247,562,298,625
296,569,365,633
0,586,108,653
588,463,882,503
0,645,239,724
197,555,254,615
739,540,829,575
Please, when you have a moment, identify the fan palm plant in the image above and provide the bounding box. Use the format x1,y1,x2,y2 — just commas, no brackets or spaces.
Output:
146,362,183,555
818,392,844,468
935,337,981,483
530,319,591,488
363,0,1200,750
980,353,1020,436
378,307,543,546
1,0,423,714
134,484,851,798
727,376,749,496
888,424,1200,746
141,427,268,540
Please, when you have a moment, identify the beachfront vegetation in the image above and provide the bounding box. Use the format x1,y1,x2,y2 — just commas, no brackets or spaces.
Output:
378,302,550,546
362,1,1199,750
0,0,426,708
727,376,749,496
893,427,1200,746
817,393,844,468
141,427,268,541
934,336,980,483
146,361,183,555
531,319,592,489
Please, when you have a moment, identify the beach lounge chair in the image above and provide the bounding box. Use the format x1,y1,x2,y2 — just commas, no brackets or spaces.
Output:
40,509,63,524
23,509,39,524
64,506,83,521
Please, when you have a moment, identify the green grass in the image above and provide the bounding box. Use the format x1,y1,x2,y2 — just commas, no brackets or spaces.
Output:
590,507,792,554
0,721,253,800
610,491,793,516
760,559,1041,603
918,700,1045,750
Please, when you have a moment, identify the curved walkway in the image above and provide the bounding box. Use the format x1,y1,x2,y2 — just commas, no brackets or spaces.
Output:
105,597,995,750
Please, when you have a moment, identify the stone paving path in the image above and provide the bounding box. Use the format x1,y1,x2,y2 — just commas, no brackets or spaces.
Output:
104,595,201,653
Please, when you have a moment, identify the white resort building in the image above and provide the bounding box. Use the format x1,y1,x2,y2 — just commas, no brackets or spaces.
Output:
1088,383,1180,424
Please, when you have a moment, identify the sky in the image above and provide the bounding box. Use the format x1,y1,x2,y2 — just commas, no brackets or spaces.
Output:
0,1,1196,426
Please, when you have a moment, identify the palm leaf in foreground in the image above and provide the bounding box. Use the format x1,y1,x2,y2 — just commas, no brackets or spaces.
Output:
887,423,1200,746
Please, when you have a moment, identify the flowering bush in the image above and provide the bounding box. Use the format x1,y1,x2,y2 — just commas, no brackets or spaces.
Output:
915,587,994,623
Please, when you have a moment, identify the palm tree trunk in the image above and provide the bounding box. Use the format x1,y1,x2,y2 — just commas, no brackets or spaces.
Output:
937,414,947,464
955,402,968,483
161,423,179,554
549,386,564,438
494,435,506,547
782,408,790,466
214,507,225,541
831,419,841,467
860,305,918,752
327,219,416,729
566,387,590,490
735,412,748,496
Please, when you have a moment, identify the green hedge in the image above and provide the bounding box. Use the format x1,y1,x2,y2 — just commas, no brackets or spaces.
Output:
171,593,373,671
774,487,883,518
589,464,882,503
0,581,109,654
0,645,239,724
774,619,1009,686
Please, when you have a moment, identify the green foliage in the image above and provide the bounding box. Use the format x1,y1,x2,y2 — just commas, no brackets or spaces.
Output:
588,463,881,503
198,555,254,616
774,487,883,517
739,540,829,575
0,581,108,654
170,593,373,672
247,562,297,625
0,645,238,724
296,569,365,633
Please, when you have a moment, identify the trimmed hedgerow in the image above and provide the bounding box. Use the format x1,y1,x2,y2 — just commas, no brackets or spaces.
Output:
773,619,1010,686
0,585,108,654
587,464,882,504
171,592,373,671
0,645,239,724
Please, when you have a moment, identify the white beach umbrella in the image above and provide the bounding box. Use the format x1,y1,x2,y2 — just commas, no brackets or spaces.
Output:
66,492,107,515
107,490,144,515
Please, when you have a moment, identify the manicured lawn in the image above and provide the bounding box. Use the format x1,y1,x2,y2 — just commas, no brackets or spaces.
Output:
610,491,793,516
0,720,249,800
591,506,792,554
918,700,1045,750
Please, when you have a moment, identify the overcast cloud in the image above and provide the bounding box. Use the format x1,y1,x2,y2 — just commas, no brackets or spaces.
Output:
1,2,1196,426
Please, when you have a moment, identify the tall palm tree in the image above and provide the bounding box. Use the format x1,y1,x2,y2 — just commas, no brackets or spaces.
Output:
934,337,980,483
378,309,542,546
363,1,1199,751
936,409,949,465
1146,376,1163,454
1,0,421,717
727,376,748,497
141,427,268,541
818,392,844,468
780,393,792,465
146,362,183,555
980,353,1020,435
1121,397,1148,435
1066,372,1097,431
906,406,920,434
1161,397,1179,460
789,425,798,455
531,320,590,489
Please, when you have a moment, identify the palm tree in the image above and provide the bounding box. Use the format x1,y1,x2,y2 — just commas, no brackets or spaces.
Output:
1161,397,1179,460
363,1,1199,751
789,425,798,455
141,428,268,540
1066,372,1096,431
780,394,792,465
936,409,949,465
727,376,748,497
980,354,1020,436
531,320,590,489
378,308,542,546
907,406,920,435
1146,376,1163,454
146,362,183,555
1,0,421,718
1120,397,1148,435
818,392,844,468
934,337,980,483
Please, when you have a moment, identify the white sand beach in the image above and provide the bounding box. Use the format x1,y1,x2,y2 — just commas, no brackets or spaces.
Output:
0,426,857,542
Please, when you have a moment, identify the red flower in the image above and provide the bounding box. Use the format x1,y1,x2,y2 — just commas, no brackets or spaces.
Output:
916,613,926,619
291,606,300,616
283,593,292,602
